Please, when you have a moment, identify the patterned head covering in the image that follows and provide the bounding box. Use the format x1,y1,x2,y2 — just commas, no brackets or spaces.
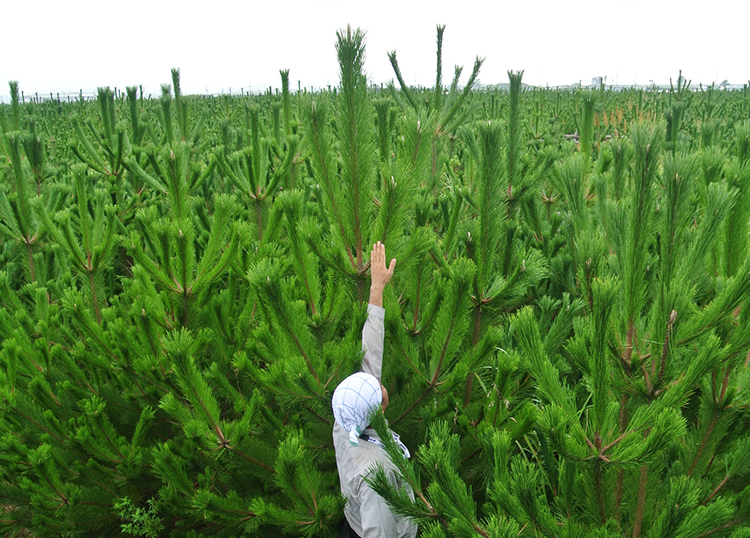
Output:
332,372,383,446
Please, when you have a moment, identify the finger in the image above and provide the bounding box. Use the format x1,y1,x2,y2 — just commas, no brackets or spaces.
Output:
387,258,396,276
373,242,384,265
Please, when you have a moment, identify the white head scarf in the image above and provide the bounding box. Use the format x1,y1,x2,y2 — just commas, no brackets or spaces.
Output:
332,372,382,446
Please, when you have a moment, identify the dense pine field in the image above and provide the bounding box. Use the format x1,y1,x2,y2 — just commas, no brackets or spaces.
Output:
1,27,749,537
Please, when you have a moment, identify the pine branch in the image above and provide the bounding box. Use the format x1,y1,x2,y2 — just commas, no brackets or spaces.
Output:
229,447,276,474
392,386,432,426
440,57,484,133
632,464,649,537
301,96,356,269
391,327,430,384
387,51,418,110
702,474,730,505
693,518,747,538
688,408,719,477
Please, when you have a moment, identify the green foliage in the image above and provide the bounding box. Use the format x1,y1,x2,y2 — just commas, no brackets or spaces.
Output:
115,497,164,538
1,31,749,538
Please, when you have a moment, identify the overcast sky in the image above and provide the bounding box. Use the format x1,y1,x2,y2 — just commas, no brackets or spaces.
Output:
2,0,748,102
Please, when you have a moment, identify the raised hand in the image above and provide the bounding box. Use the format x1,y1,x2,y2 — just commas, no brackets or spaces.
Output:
369,241,396,307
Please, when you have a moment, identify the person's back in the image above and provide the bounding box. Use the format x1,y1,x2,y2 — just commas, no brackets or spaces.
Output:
333,419,415,537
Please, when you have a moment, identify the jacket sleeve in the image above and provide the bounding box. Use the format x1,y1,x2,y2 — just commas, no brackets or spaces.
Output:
359,470,400,538
360,304,385,381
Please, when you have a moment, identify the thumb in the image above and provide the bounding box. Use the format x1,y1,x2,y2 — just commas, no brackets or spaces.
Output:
387,258,396,277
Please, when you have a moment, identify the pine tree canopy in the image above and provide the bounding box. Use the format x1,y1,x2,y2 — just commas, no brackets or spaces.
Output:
1,26,750,538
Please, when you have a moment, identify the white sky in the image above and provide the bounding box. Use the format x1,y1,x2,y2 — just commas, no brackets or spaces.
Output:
2,0,748,102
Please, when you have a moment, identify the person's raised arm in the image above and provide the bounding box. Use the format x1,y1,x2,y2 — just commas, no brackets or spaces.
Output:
360,242,396,380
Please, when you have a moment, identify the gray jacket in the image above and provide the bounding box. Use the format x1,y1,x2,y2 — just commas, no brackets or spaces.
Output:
333,304,418,538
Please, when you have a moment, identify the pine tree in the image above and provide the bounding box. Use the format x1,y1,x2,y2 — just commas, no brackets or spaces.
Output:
388,24,484,189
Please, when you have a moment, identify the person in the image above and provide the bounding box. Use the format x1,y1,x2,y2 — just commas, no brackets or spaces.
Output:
331,242,418,538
